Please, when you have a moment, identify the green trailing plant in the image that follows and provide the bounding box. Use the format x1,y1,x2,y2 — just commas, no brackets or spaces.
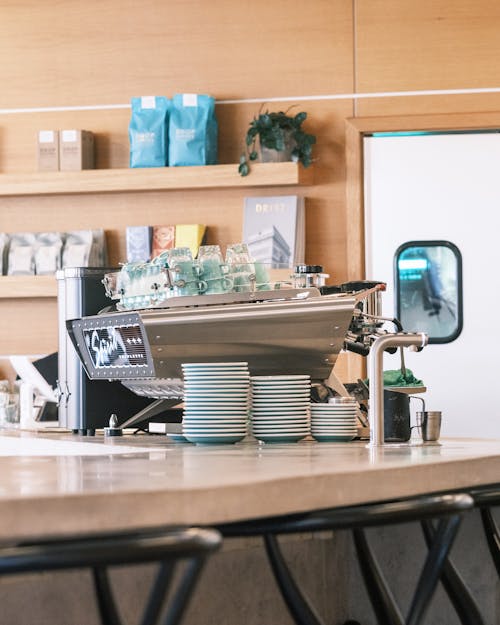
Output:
238,107,316,176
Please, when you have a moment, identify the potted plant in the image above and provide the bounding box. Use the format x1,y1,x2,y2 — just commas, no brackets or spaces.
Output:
238,107,316,176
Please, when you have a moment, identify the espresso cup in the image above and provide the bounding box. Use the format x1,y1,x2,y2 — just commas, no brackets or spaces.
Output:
204,275,234,294
254,262,271,291
418,411,442,442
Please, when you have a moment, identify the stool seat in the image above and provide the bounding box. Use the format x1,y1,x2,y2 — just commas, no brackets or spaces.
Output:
0,526,221,625
218,493,474,625
219,493,473,536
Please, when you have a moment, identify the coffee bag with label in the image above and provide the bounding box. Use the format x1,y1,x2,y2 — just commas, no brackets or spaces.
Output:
169,94,218,166
129,96,170,167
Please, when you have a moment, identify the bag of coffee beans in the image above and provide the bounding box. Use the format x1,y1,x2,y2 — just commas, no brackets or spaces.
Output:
129,96,170,167
169,94,217,166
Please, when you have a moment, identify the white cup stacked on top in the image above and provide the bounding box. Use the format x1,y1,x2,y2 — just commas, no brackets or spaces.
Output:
250,375,311,443
181,362,250,445
310,397,358,442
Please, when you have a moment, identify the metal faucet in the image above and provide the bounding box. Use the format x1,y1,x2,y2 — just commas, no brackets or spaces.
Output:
368,332,428,448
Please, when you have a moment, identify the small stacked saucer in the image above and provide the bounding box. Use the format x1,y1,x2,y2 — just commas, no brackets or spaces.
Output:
182,362,250,445
310,397,358,442
250,375,311,443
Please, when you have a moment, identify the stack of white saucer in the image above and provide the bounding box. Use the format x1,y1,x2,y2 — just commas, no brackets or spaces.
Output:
250,375,311,443
310,397,358,442
181,362,249,445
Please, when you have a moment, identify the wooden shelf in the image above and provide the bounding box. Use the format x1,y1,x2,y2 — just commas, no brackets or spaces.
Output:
0,275,57,299
0,162,313,197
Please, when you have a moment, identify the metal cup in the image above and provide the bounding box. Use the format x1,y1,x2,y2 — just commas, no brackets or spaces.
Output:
417,410,442,442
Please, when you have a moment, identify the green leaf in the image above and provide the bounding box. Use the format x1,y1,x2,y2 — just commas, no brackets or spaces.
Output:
238,162,249,176
294,112,307,125
260,114,272,128
239,154,247,164
249,151,258,161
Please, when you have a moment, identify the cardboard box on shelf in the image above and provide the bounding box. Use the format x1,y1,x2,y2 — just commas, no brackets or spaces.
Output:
174,224,206,258
151,225,175,259
37,130,59,171
59,130,94,171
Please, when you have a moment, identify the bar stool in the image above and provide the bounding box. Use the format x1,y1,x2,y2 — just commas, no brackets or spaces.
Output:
218,493,473,625
0,526,221,625
420,485,500,625
424,484,500,625
469,485,500,578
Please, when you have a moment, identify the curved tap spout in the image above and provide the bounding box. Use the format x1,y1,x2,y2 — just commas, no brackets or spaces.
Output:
368,333,428,448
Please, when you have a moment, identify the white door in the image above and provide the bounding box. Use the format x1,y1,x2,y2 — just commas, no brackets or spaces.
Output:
364,132,500,437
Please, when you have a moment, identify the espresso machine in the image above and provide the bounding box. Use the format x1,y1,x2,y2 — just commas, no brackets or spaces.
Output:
64,256,398,434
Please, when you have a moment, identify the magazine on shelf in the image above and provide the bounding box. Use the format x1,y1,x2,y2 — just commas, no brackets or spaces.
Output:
242,195,305,274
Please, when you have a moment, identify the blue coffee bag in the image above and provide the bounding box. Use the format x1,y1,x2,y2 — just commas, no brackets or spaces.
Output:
169,94,218,166
129,96,170,167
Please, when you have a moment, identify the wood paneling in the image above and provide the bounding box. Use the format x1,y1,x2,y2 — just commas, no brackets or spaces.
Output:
355,0,500,93
356,93,500,118
0,299,57,355
0,0,353,109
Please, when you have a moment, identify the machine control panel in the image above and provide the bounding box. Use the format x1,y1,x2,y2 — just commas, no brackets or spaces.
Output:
67,313,156,379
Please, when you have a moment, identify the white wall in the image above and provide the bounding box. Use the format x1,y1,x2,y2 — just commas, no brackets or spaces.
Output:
364,132,500,438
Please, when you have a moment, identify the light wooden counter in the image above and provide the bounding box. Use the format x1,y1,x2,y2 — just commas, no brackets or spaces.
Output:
0,431,499,542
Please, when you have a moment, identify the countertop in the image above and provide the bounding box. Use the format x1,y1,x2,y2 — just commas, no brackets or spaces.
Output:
0,430,499,542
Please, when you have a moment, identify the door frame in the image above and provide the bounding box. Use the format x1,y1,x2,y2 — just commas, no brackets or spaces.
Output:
343,111,500,381
345,111,500,281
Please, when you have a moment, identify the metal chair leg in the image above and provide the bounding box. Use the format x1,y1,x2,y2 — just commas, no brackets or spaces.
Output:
92,566,123,625
405,515,461,625
92,555,204,625
421,519,484,625
159,557,207,625
139,562,174,625
354,515,462,625
353,528,404,625
264,534,325,625
480,506,500,579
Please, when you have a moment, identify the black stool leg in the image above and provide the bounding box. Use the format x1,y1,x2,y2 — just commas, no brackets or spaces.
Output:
92,566,123,625
160,557,207,625
354,515,462,625
421,519,484,625
405,515,461,625
353,528,404,625
480,506,500,579
140,562,175,625
264,534,325,625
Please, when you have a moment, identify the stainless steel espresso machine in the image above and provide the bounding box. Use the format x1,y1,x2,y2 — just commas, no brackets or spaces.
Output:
64,256,397,435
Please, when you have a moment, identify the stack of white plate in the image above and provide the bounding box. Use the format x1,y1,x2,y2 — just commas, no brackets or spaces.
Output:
310,397,358,442
250,375,311,443
182,362,250,445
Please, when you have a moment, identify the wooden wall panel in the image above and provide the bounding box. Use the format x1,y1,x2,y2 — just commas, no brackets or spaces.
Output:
0,0,353,109
0,299,57,355
355,0,500,93
356,93,500,117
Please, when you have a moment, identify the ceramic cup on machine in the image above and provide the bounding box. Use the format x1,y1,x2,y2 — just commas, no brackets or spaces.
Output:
226,243,255,293
197,245,233,294
170,247,206,296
